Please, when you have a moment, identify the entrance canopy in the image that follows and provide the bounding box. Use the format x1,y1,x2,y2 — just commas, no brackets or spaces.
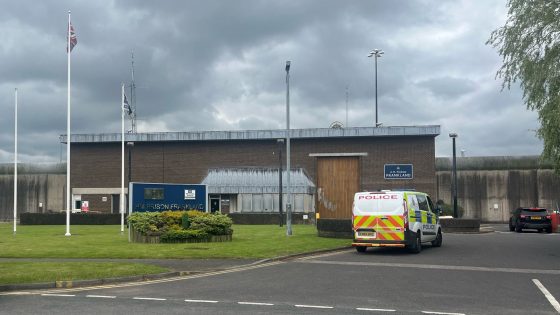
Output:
202,168,315,194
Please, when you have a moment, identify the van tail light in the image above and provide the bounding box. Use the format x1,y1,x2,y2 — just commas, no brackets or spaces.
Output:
546,215,551,220
403,201,409,230
520,215,526,219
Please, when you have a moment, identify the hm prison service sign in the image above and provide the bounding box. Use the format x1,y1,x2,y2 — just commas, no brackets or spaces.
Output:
384,164,413,180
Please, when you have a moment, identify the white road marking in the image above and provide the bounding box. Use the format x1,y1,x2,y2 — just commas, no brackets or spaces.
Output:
86,295,116,299
238,301,274,306
133,297,167,301
184,299,219,303
532,279,560,313
12,261,283,296
295,304,334,309
41,293,75,297
356,307,396,312
296,249,352,261
421,311,465,315
299,260,560,275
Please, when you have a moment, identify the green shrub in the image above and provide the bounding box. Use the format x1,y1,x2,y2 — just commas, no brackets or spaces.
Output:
186,210,208,219
129,211,232,237
128,212,164,234
436,200,464,218
160,229,209,243
190,214,233,236
181,213,190,229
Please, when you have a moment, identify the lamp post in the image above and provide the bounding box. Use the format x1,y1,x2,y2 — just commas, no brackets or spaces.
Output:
285,60,292,236
368,49,384,127
277,138,284,227
449,133,458,218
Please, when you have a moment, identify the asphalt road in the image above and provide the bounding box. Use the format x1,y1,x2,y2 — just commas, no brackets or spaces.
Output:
2,225,560,315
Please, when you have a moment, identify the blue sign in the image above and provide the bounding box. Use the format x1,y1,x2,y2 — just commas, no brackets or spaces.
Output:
129,182,207,213
384,164,413,180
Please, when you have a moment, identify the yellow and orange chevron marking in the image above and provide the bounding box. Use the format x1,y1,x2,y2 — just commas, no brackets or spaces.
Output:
353,215,405,241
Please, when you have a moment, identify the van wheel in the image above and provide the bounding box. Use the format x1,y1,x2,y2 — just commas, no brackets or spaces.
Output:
431,229,442,247
515,225,522,233
355,246,367,253
409,232,422,254
546,227,552,234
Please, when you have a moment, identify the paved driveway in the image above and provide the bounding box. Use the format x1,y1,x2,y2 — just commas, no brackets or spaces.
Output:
2,226,559,315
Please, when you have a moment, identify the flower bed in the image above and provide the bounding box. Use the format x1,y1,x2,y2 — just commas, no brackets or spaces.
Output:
128,210,233,244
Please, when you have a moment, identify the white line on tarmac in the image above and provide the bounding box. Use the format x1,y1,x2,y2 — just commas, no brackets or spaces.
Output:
299,260,560,275
238,301,274,306
295,304,334,309
356,307,396,312
184,299,219,303
14,261,283,296
532,279,560,313
41,293,75,297
296,249,351,261
133,297,167,301
421,311,465,315
86,295,116,299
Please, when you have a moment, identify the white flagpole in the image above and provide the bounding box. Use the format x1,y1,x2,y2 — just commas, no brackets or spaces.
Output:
14,88,18,235
65,10,72,237
121,84,125,233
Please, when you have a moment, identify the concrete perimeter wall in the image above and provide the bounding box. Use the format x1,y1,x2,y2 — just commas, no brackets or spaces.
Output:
436,156,560,222
0,164,65,221
2,156,560,223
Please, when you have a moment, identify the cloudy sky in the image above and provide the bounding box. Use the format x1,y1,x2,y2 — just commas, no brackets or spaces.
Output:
0,0,543,163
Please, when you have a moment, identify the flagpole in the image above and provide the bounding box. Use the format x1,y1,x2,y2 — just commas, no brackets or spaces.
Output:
65,10,72,237
121,83,125,233
14,88,18,235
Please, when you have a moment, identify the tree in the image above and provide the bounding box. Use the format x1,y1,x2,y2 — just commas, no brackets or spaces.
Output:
487,0,560,172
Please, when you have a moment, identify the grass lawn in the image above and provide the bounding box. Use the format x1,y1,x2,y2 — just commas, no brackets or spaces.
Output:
0,224,350,259
0,262,168,285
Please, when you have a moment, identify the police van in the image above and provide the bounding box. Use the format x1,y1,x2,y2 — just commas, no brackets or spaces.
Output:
352,190,442,253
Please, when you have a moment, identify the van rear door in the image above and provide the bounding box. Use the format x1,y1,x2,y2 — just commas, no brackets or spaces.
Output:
353,192,405,242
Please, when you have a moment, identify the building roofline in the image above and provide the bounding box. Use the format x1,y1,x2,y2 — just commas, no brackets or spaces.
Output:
62,125,440,143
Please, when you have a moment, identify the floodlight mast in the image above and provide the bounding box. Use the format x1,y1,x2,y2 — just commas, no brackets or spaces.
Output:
368,49,384,127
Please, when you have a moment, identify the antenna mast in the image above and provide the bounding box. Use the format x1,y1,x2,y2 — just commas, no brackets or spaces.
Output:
345,85,349,127
130,51,137,133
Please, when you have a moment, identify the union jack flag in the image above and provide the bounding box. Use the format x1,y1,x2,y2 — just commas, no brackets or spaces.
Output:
123,93,132,115
67,22,77,52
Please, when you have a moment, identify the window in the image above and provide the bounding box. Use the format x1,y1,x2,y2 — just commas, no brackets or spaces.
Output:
263,194,273,212
144,188,164,200
252,194,263,212
417,194,429,211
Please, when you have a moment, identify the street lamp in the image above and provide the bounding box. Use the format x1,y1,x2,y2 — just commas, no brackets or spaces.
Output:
277,138,284,227
449,133,458,218
368,49,384,127
285,60,292,236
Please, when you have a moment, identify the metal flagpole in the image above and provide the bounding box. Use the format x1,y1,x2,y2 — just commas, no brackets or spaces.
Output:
14,88,18,235
285,61,292,236
121,84,125,233
65,11,72,237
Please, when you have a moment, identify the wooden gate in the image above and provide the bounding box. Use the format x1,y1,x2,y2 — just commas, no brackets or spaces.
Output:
316,157,360,219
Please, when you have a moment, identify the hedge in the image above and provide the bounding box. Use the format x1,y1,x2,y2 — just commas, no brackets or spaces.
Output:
128,211,233,243
20,213,124,225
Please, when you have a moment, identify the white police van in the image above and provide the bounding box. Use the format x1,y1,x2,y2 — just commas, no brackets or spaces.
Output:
352,190,442,253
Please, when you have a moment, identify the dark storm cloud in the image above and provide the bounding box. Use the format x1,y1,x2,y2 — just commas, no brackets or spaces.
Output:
0,0,543,162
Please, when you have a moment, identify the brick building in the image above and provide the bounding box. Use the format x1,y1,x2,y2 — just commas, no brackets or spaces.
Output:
64,125,439,230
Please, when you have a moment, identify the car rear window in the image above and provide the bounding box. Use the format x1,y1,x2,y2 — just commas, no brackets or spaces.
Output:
521,208,547,215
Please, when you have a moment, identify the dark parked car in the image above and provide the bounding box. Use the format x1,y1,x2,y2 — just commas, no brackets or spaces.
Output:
509,207,552,233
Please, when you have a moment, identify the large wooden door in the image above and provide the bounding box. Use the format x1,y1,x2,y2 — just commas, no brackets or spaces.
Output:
316,157,360,219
